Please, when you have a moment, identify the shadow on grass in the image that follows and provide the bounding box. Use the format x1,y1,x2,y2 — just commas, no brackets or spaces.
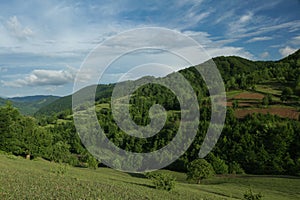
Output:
122,180,155,189
127,172,147,179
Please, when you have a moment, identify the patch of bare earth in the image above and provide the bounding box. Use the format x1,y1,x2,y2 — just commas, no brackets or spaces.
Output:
235,107,299,120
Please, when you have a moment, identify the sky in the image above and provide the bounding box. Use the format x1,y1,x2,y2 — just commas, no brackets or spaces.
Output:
0,0,300,97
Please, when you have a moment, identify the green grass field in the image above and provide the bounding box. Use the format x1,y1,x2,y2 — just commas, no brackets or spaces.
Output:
1,155,300,200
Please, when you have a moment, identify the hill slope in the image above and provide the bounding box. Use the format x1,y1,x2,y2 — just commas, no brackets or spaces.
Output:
0,95,60,115
36,50,300,116
35,84,114,116
1,154,299,200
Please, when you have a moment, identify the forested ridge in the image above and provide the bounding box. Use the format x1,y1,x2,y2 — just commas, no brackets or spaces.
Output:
1,50,300,175
0,95,59,115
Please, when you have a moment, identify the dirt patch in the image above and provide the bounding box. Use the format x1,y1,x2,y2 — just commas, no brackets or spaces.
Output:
233,92,264,100
235,107,299,120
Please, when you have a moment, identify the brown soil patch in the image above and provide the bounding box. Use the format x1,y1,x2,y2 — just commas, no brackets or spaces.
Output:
235,107,299,120
233,92,264,100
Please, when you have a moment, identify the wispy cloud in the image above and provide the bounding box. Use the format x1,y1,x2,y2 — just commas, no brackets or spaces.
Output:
0,0,299,96
291,35,300,45
279,46,297,57
259,20,300,33
227,12,254,35
246,36,273,43
260,51,270,59
5,16,34,40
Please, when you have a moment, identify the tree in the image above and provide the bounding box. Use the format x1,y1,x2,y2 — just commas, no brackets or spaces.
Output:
146,172,176,191
281,87,293,102
207,154,228,174
186,159,215,184
294,76,300,97
262,94,272,106
232,100,239,109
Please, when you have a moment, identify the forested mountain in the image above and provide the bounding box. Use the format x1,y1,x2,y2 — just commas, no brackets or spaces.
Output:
1,50,300,176
0,95,59,115
35,84,115,116
36,49,300,116
8,95,59,103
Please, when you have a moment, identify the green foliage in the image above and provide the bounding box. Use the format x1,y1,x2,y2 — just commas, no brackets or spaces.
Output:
281,87,293,102
228,161,245,174
262,94,272,106
187,159,215,184
1,50,300,177
0,96,59,115
146,172,176,191
207,154,228,174
35,84,114,116
232,100,239,109
6,154,20,160
85,154,99,169
294,76,300,97
243,189,263,200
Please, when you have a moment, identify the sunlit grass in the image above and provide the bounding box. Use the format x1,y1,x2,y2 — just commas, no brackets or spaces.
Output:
1,155,300,199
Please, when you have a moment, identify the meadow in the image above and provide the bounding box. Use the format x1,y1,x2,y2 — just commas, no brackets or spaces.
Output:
1,154,300,200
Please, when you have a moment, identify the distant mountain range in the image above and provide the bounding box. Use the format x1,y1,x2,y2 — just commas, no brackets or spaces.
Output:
0,95,60,115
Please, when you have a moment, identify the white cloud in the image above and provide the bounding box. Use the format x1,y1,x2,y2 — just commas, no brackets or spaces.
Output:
240,12,253,23
279,46,297,57
291,35,300,45
214,10,234,24
3,67,77,88
260,20,300,33
206,46,254,59
246,36,272,43
182,30,253,59
6,16,34,40
260,51,270,59
227,12,255,35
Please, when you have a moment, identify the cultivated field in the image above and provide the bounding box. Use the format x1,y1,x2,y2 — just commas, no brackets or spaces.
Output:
227,87,300,120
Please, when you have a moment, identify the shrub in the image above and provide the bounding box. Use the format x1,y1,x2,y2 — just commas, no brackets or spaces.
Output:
228,161,245,174
243,189,263,200
86,155,99,169
6,154,19,160
207,154,228,174
146,172,176,191
186,159,215,184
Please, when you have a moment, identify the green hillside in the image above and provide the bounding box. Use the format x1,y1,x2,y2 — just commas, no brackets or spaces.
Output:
1,154,299,200
0,95,60,115
36,50,300,117
35,84,115,116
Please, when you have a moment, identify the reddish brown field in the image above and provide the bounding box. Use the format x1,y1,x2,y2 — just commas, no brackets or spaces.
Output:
233,92,264,100
235,107,299,120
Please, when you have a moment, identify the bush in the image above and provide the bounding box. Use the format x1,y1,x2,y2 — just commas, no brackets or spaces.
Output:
186,159,215,184
6,154,19,160
228,161,245,174
207,154,228,174
243,189,263,200
146,172,176,191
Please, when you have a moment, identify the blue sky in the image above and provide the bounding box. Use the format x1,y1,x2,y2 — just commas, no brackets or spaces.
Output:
0,0,300,97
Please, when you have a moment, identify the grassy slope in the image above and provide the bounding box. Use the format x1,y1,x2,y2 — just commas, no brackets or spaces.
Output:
1,155,300,200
